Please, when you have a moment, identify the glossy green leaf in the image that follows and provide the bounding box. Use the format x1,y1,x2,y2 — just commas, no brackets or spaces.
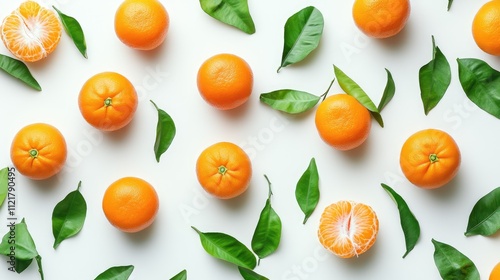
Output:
419,36,451,115
457,58,500,119
378,69,395,112
278,6,324,72
52,181,87,249
191,226,256,269
260,90,319,114
169,269,187,280
251,175,282,263
15,258,33,274
432,239,479,280
448,0,453,11
150,100,176,162
381,184,420,258
0,54,41,91
465,187,500,236
95,265,134,280
199,0,255,34
0,167,7,207
295,158,319,224
334,65,384,127
0,218,38,260
238,266,269,280
52,6,87,58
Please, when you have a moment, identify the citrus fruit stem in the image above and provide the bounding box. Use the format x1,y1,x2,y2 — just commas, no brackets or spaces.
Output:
29,149,39,158
104,97,112,107
429,154,439,163
218,165,227,175
319,77,336,102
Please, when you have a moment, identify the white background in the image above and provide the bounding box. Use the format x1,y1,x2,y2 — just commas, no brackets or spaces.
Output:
0,0,499,279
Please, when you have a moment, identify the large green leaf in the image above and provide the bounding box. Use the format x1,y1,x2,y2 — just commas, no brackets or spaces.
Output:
295,158,320,224
53,6,87,58
94,265,134,280
260,90,320,114
465,187,500,236
432,239,480,280
150,100,176,162
199,0,255,34
378,68,395,112
238,266,269,280
169,269,187,280
0,54,41,91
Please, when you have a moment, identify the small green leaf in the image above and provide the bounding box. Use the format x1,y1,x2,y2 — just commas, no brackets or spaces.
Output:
419,36,451,115
295,158,320,224
52,6,87,58
191,226,256,270
465,187,500,236
94,265,134,280
169,269,187,280
0,218,39,260
334,65,383,127
0,54,41,91
52,181,87,249
15,258,33,274
251,175,282,263
278,6,324,72
0,168,8,207
260,90,320,114
238,266,269,280
457,58,500,119
381,184,420,258
150,100,176,162
448,0,454,11
199,0,255,34
378,69,395,112
432,239,480,280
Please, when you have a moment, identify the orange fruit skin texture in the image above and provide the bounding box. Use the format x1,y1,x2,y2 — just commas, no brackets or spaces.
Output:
196,142,252,199
10,123,67,180
78,72,138,131
352,0,410,39
197,53,254,110
0,1,62,62
472,1,500,56
400,129,461,189
102,177,159,233
315,94,371,151
318,200,379,258
490,262,500,280
114,0,169,50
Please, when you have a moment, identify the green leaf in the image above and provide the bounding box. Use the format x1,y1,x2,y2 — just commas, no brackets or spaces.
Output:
0,218,39,260
0,54,41,91
419,36,451,115
52,181,87,249
169,269,187,280
278,6,324,72
260,90,320,114
295,158,320,224
378,69,395,112
465,187,500,236
199,0,255,34
457,58,500,119
448,0,453,11
251,175,282,263
238,266,269,280
95,265,134,280
191,226,256,270
52,6,87,58
0,168,8,207
15,258,33,274
381,184,420,258
432,239,480,280
334,65,384,127
150,100,176,163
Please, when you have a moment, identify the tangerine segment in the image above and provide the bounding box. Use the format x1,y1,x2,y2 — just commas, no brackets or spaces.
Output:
1,1,62,62
472,1,500,56
196,142,252,199
318,201,379,258
400,129,461,189
10,123,67,180
78,72,138,131
352,0,410,38
102,177,159,233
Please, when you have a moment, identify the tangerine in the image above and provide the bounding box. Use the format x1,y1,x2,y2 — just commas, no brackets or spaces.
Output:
472,1,500,55
352,0,410,38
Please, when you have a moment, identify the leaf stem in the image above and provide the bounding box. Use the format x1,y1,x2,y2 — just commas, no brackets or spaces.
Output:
76,181,82,191
150,100,159,111
263,174,273,199
319,77,335,101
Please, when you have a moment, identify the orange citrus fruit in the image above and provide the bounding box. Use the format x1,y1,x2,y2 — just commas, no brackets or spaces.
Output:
472,1,500,55
318,200,379,258
352,0,410,38
102,177,159,233
0,1,62,62
400,129,461,189
78,72,138,131
196,142,252,199
114,0,169,50
490,262,500,280
197,53,253,110
10,123,67,180
315,94,371,151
